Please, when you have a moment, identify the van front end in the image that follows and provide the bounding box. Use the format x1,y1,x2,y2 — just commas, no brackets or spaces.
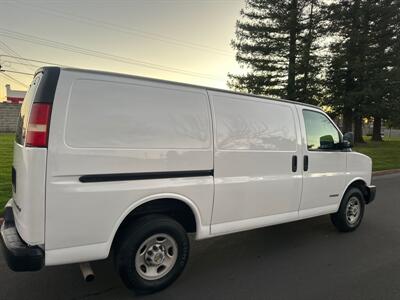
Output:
1,200,44,272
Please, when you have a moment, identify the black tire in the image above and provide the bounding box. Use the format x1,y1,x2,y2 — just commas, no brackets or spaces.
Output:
331,187,365,232
115,214,189,294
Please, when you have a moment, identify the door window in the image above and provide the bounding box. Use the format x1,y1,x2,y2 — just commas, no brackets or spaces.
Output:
213,95,297,151
302,110,340,151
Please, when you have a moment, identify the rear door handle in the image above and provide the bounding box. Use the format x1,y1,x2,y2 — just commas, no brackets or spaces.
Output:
292,155,297,172
304,155,309,171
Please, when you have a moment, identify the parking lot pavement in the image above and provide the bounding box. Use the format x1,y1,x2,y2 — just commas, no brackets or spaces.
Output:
1,173,400,300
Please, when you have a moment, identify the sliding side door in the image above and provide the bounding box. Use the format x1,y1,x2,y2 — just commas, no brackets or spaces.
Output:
209,91,303,235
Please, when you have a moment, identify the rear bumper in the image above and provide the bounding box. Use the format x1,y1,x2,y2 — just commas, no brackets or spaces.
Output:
366,185,376,204
0,205,44,272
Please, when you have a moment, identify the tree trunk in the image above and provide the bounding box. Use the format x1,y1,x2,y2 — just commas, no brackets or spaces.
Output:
342,0,360,134
354,115,365,143
287,0,298,100
343,108,353,133
302,0,315,102
372,116,383,141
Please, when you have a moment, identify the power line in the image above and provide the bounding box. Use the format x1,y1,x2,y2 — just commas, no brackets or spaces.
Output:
0,41,18,57
12,1,232,56
0,54,69,67
0,29,217,78
0,69,34,76
0,72,29,88
0,40,37,71
0,29,226,81
0,48,32,78
0,60,42,69
0,43,23,73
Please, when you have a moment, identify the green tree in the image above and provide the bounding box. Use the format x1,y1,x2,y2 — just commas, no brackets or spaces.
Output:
325,0,367,143
366,0,400,141
326,0,400,143
296,0,326,104
228,0,324,103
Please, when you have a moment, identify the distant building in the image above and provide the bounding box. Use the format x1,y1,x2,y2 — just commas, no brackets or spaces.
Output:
4,84,26,104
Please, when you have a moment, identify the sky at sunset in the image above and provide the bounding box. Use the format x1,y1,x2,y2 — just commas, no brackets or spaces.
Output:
0,0,246,99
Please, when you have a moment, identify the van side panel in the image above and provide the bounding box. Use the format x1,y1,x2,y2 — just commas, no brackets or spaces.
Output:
209,92,303,234
45,70,214,262
65,79,211,150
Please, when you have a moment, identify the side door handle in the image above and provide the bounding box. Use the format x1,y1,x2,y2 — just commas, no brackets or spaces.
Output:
304,155,309,171
292,155,297,172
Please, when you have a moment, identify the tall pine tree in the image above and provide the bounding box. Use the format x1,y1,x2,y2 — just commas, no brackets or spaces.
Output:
326,0,400,142
325,0,366,142
228,0,324,103
366,0,400,141
296,0,326,104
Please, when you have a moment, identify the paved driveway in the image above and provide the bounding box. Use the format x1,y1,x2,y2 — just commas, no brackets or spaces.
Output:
1,174,400,300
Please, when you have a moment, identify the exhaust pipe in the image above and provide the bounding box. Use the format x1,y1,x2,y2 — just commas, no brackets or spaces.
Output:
80,262,95,282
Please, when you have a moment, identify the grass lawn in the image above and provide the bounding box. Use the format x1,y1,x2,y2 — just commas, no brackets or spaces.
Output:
0,133,14,216
0,133,399,216
354,137,400,171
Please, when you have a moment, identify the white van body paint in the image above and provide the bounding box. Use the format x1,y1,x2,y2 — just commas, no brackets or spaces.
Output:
5,67,374,267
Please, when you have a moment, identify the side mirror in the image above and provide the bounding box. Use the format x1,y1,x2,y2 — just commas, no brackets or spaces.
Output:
342,140,352,149
320,135,335,149
343,132,354,148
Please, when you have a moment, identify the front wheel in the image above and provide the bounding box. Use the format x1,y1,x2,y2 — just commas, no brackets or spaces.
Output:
331,187,365,232
115,215,189,294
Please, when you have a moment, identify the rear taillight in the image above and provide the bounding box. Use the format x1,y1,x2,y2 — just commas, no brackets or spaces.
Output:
26,103,52,148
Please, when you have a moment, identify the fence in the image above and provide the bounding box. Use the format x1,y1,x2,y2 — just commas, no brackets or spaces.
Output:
0,103,21,133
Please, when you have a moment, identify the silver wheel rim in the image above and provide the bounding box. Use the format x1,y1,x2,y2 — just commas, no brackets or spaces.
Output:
135,233,178,281
346,196,361,225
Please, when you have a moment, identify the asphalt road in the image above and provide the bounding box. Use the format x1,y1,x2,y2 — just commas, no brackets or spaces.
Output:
1,173,400,300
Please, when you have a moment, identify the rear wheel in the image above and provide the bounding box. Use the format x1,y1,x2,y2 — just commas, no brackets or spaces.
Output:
331,187,365,232
115,215,189,294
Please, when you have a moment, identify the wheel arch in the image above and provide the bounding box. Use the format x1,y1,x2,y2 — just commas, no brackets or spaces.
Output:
106,193,206,254
342,177,370,203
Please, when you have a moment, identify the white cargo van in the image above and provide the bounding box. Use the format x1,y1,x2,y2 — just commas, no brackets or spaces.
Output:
1,67,376,293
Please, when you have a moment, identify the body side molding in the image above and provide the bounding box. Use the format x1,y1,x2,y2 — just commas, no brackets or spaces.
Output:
79,170,214,183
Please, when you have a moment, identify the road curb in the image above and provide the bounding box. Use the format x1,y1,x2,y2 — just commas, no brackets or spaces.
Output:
373,169,400,177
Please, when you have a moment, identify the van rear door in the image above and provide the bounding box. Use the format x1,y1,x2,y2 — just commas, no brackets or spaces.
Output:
12,67,60,246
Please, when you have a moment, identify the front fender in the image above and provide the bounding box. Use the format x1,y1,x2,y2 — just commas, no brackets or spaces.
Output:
343,177,376,204
346,151,372,185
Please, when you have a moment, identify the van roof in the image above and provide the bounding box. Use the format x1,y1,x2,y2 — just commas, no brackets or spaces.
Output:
37,66,321,110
